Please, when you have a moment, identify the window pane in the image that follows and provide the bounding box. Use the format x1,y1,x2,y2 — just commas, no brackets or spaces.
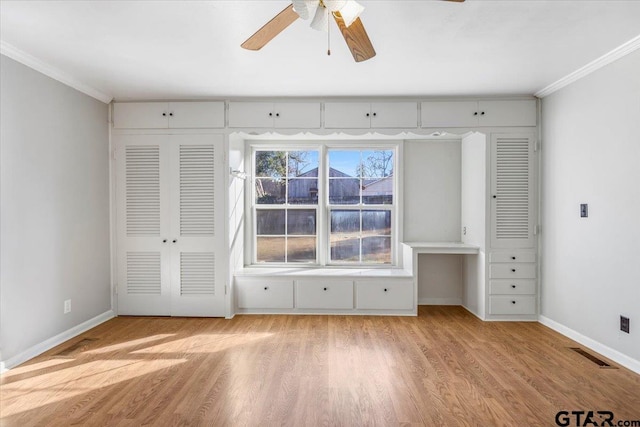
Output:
330,235,360,262
288,179,318,204
287,237,316,262
255,151,286,177
362,176,393,205
287,210,316,235
361,150,394,178
257,237,285,262
330,210,360,233
256,178,285,204
362,210,391,235
329,150,361,177
288,151,318,177
362,236,391,263
329,178,360,204
256,210,285,235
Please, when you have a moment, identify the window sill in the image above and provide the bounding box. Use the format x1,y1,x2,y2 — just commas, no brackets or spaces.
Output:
234,266,413,278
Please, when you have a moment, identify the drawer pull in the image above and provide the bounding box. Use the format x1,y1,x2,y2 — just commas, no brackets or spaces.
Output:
511,269,516,272
264,286,268,290
383,288,388,292
323,287,328,291
511,284,516,289
511,256,516,260
511,300,516,304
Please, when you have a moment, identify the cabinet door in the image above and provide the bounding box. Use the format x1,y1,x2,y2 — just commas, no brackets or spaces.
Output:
421,101,479,128
228,102,274,128
371,102,418,128
324,102,371,128
490,133,536,248
113,102,169,129
273,102,321,128
167,134,226,316
296,280,353,309
478,100,537,127
168,102,225,128
115,135,172,315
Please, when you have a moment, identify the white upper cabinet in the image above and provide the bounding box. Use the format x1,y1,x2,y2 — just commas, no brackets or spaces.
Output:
228,102,321,128
421,100,537,128
113,102,225,129
324,102,418,129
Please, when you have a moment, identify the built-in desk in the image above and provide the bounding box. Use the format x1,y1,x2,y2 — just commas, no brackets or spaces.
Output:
401,242,481,309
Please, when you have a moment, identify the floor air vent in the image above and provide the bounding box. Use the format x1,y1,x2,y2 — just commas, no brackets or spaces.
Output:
54,338,97,357
570,347,616,368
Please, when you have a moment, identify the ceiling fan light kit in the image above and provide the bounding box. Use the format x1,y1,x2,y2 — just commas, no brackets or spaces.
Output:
241,0,464,62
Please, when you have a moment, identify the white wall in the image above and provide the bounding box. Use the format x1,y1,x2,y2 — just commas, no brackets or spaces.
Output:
0,55,110,364
541,49,640,364
404,139,462,302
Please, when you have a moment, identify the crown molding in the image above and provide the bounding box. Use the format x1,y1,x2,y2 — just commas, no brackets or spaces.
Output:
535,34,640,98
1,41,112,104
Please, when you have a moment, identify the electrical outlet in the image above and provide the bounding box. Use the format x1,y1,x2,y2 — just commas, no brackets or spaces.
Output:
620,316,630,333
64,299,71,314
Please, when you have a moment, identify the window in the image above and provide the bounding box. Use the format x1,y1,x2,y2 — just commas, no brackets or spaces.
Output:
251,144,397,266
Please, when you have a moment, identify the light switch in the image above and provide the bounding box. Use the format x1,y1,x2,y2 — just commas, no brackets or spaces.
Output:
580,204,588,218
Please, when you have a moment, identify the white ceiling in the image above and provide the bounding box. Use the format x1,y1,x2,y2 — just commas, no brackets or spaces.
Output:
1,0,640,101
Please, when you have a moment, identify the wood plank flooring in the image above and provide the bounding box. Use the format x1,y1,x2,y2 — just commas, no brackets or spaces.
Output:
2,306,639,426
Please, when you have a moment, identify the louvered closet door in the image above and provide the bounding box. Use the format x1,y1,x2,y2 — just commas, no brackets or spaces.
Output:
167,134,225,316
115,135,172,315
490,133,536,248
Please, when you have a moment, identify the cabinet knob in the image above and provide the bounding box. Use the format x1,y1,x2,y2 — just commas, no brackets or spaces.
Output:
366,113,370,117
474,112,478,116
481,112,485,115
511,256,516,260
269,112,273,117
173,239,177,243
162,239,167,243
169,112,173,116
511,284,516,289
383,288,388,292
275,113,280,117
323,287,327,291
264,286,268,290
511,269,516,272
492,195,497,199
511,300,516,304
162,112,166,116
372,112,377,117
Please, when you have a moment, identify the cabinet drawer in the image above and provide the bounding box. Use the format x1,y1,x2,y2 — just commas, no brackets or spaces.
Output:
356,280,413,310
296,280,353,309
235,278,294,309
489,252,536,263
489,296,536,315
489,279,536,295
489,264,536,279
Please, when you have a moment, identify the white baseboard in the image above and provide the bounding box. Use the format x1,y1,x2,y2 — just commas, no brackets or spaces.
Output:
418,297,462,306
0,310,116,373
538,315,640,375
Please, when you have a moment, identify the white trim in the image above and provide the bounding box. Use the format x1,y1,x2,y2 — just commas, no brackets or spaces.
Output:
535,34,640,98
539,315,640,375
418,297,462,306
0,310,116,373
0,41,112,104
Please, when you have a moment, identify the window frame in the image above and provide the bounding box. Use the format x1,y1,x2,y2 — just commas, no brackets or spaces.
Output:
247,141,401,268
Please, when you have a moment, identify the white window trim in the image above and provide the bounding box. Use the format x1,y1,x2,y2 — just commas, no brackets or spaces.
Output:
245,140,403,268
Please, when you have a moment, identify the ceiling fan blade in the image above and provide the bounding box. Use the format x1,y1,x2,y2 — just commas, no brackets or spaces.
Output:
241,4,299,51
332,12,376,63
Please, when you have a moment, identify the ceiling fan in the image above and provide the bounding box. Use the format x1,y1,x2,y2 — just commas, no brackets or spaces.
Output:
241,0,465,63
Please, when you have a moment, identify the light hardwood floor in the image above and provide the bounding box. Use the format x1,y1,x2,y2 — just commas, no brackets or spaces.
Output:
2,306,639,426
